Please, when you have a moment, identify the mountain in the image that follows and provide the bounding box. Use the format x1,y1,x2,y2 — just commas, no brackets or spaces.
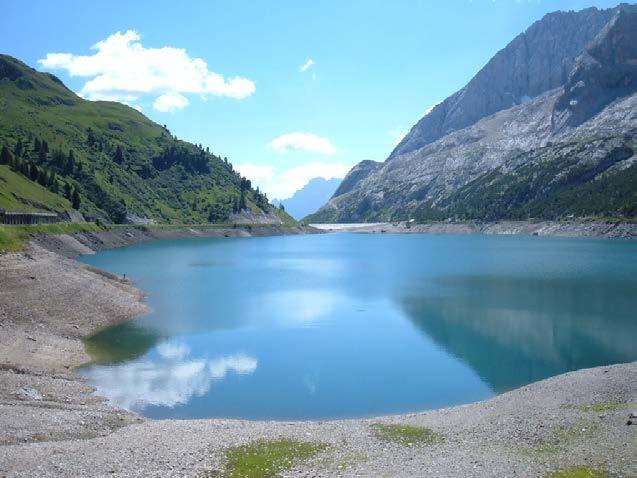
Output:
274,177,342,220
0,55,292,225
308,4,637,223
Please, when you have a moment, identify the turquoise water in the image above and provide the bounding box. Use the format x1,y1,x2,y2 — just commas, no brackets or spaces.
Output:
80,233,637,420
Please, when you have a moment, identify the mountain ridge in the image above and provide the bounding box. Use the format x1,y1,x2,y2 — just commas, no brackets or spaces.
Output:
307,3,637,223
389,4,625,160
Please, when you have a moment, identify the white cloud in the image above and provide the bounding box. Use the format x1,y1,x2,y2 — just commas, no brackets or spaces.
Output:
153,92,189,112
270,132,336,155
234,164,274,184
119,100,143,112
236,161,350,199
388,128,407,147
300,58,315,72
38,30,255,110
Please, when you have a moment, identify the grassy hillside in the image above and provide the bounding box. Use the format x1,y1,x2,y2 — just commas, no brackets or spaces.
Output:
0,54,293,224
0,165,72,212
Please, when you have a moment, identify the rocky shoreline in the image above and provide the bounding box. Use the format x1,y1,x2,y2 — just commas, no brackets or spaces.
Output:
0,226,635,477
311,220,637,238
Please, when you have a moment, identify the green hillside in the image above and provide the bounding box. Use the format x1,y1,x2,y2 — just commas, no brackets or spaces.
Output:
0,54,292,224
0,165,72,213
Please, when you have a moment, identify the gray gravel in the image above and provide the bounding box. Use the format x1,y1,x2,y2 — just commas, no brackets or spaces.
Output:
0,363,635,477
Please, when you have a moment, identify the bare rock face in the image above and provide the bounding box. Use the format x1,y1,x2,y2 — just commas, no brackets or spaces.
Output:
554,6,637,129
389,6,618,159
333,160,381,197
307,4,637,224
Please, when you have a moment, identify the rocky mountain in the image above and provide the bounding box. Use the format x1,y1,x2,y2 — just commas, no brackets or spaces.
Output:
0,55,292,225
308,4,637,223
274,177,342,220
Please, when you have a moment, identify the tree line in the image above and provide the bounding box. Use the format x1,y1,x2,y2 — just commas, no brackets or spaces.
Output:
1,126,277,224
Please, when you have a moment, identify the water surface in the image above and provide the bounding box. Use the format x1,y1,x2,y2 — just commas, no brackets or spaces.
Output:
80,233,637,420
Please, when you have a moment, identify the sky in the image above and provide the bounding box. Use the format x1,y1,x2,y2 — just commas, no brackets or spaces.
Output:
2,0,623,199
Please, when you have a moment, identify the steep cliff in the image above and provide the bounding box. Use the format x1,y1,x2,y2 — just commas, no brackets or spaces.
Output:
390,6,618,159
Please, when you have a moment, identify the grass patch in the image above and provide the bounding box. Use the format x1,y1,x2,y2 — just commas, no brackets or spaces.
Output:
563,401,630,413
532,421,598,454
371,423,443,446
219,439,327,478
545,466,610,478
0,222,103,252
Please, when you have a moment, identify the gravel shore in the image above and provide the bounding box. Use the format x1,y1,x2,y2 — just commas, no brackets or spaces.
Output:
0,227,635,477
311,221,637,238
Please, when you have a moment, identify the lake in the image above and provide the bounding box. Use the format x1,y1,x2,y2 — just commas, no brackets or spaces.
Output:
80,233,637,420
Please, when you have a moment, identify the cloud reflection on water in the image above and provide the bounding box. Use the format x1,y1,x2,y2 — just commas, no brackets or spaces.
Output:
86,342,257,413
264,289,339,324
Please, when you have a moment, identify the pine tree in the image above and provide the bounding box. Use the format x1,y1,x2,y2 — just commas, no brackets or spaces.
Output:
20,160,29,176
0,145,12,165
63,182,72,200
29,163,39,181
38,144,47,163
113,145,124,164
50,150,63,169
87,128,96,147
14,139,23,157
64,150,75,175
37,169,48,186
33,138,41,153
71,187,81,209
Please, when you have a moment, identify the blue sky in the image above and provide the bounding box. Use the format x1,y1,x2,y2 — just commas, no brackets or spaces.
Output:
2,0,622,199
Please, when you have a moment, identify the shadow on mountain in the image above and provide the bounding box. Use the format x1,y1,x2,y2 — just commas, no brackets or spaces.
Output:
400,275,637,393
